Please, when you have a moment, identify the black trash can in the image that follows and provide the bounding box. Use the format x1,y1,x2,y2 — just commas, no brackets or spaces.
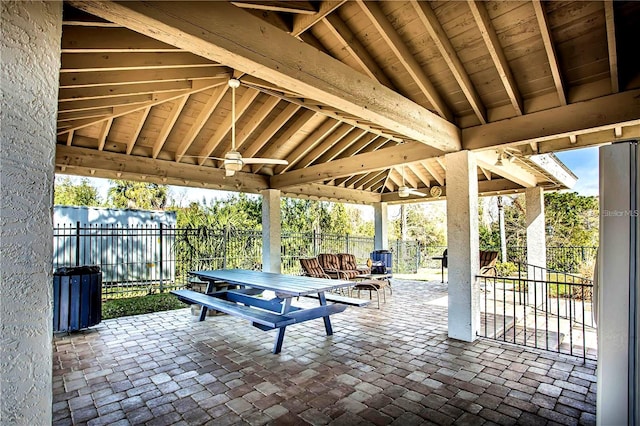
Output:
370,250,393,274
53,266,102,332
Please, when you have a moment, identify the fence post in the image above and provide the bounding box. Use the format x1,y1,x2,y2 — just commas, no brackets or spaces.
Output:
345,233,349,254
313,230,317,256
75,221,81,266
223,225,229,269
416,241,420,272
159,223,164,292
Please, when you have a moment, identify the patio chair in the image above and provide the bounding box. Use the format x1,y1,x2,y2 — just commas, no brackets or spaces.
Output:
299,257,331,279
338,253,370,276
318,253,359,280
479,250,498,276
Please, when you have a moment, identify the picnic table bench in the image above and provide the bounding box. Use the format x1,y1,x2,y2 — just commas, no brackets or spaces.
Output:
172,269,367,353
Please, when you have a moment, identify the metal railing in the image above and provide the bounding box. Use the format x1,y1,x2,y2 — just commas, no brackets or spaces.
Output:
477,263,596,360
53,223,598,299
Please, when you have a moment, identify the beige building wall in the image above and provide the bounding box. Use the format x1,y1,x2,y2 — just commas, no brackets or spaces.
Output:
0,1,62,424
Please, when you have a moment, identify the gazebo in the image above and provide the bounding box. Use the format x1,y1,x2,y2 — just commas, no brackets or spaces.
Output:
2,1,639,424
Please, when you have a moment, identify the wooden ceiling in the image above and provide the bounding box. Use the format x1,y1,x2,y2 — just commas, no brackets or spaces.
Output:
56,1,640,204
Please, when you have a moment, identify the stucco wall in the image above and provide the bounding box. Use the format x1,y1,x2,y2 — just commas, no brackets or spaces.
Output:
0,1,62,424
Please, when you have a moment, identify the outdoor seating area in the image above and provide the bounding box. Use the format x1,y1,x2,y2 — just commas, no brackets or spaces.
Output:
52,278,597,425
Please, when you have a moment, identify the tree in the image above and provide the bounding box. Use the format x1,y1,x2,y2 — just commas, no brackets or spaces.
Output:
107,180,168,210
390,204,446,246
544,192,598,247
54,177,101,206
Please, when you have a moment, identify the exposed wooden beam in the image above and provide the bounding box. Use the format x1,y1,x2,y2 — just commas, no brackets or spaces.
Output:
528,154,577,189
322,14,394,88
356,0,453,122
475,151,537,188
463,89,640,150
381,179,525,204
278,117,341,174
291,0,346,36
175,84,229,162
604,0,619,93
59,108,112,122
197,88,261,165
66,130,75,146
282,182,380,204
59,67,229,88
151,95,189,159
97,118,113,151
126,107,150,155
59,79,198,101
314,128,368,164
406,164,432,188
58,93,152,112
479,166,492,181
270,141,441,188
241,103,301,159
61,52,215,72
537,124,640,154
294,124,353,169
410,0,486,124
422,161,445,186
71,1,460,152
216,95,281,157
467,0,523,116
336,134,386,160
532,0,567,106
252,110,319,173
232,1,317,15
61,26,179,52
56,145,269,193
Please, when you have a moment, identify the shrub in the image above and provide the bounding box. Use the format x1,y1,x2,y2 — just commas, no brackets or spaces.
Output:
496,261,518,277
102,293,186,320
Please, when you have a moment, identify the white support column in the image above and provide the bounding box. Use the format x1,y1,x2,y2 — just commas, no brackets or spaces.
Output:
525,187,547,304
261,189,281,273
373,202,388,250
445,151,480,342
0,2,62,424
597,141,640,425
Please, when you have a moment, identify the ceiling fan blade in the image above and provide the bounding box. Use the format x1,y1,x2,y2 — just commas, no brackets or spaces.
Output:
407,189,427,197
241,158,288,165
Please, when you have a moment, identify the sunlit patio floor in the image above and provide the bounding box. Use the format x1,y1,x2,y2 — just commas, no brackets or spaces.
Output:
53,279,597,425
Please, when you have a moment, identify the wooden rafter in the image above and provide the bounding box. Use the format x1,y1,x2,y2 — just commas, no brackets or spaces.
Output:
475,151,537,188
406,164,431,188
61,52,215,72
277,117,340,174
604,0,619,93
197,87,261,165
467,0,523,116
252,109,319,173
291,0,346,37
322,14,394,88
125,107,151,155
70,1,460,152
61,26,179,52
152,96,189,159
271,141,441,188
231,1,317,15
314,128,368,165
60,67,229,88
175,84,229,162
97,118,114,151
410,0,486,124
241,103,301,159
355,0,453,122
532,0,567,106
421,161,445,187
294,124,353,169
59,79,198,102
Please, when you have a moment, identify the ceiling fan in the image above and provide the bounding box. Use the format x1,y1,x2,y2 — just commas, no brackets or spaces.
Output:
398,165,428,198
188,78,288,177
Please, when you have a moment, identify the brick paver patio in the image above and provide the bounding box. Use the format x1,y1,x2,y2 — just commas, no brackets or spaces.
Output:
53,279,597,425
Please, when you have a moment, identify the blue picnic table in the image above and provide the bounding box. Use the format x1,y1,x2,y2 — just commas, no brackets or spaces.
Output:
172,269,366,353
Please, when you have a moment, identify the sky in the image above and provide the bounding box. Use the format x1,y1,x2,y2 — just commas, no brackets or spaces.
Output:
57,147,600,213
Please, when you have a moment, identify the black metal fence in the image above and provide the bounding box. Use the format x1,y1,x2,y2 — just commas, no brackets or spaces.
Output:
53,223,597,298
477,263,596,361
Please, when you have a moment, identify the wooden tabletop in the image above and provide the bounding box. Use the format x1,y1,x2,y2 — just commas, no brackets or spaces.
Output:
190,269,353,297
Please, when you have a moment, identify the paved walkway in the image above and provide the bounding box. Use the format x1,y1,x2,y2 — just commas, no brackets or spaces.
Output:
53,279,597,425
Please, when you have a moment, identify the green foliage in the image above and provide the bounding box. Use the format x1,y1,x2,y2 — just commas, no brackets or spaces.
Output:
496,261,518,277
107,180,168,210
54,177,101,206
102,293,185,319
544,192,598,247
391,204,446,246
